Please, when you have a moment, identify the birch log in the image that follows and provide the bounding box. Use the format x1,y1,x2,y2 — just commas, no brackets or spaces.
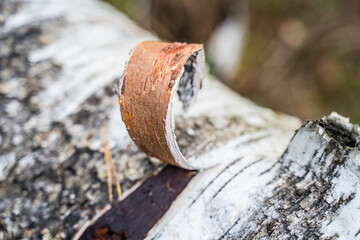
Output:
0,0,359,240
146,113,360,240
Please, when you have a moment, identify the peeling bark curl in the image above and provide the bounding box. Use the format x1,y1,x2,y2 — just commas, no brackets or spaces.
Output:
116,41,208,169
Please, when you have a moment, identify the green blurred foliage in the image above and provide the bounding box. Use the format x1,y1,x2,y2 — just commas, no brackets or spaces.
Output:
104,0,360,123
238,0,360,122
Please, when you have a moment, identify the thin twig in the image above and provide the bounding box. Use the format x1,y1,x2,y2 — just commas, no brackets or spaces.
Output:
109,151,122,200
104,121,113,202
104,121,122,201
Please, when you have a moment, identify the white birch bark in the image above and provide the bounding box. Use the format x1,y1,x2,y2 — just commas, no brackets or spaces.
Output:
147,113,360,240
1,0,358,239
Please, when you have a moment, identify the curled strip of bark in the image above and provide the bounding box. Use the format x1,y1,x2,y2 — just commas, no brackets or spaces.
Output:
115,41,207,169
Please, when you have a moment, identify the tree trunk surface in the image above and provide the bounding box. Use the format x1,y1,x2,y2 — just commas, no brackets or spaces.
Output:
146,113,360,240
0,0,359,239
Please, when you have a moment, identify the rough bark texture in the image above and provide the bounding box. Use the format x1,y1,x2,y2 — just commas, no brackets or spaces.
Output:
146,113,360,240
0,0,358,240
0,0,160,239
0,0,299,239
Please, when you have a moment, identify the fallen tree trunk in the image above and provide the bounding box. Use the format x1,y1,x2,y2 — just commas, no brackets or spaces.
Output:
79,113,360,240
0,0,359,239
146,113,360,239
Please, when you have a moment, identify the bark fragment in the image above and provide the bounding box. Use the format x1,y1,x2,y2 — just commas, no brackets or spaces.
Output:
117,41,206,169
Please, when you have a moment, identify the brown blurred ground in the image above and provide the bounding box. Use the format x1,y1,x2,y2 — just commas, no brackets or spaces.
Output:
104,0,360,123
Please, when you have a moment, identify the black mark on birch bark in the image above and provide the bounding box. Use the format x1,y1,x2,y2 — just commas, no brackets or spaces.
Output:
211,157,264,201
189,157,243,207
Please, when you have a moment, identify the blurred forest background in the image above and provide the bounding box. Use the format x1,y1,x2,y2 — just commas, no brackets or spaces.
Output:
104,0,360,123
